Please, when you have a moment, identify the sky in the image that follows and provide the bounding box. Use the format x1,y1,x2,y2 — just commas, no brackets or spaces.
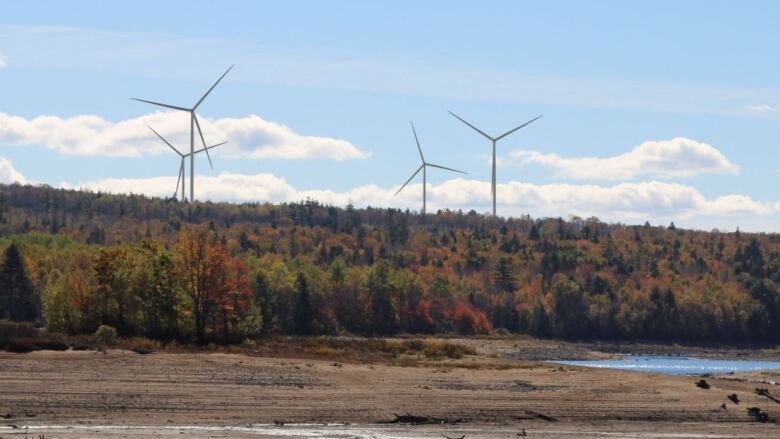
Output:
2,0,780,231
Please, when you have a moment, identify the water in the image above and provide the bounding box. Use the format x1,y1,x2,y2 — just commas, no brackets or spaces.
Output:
552,355,780,375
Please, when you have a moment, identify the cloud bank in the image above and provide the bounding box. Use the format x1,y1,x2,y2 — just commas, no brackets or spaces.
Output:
0,111,369,160
61,172,775,223
509,137,738,181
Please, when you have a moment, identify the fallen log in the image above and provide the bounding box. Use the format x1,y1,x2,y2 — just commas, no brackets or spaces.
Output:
755,388,780,404
387,413,462,424
525,410,558,422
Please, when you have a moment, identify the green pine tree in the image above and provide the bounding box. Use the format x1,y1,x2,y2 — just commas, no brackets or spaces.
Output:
0,244,38,322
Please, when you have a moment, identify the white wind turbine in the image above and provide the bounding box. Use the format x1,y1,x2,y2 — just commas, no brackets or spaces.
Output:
394,122,466,215
148,126,226,201
449,111,542,217
133,65,233,202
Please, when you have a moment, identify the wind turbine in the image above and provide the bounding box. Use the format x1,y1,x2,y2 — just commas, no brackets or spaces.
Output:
449,111,542,217
148,126,226,201
133,65,233,202
394,122,466,215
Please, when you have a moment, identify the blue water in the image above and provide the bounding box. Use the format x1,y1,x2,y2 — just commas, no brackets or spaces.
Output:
553,356,780,375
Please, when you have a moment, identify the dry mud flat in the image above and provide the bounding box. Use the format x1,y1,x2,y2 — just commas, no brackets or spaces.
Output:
0,342,779,438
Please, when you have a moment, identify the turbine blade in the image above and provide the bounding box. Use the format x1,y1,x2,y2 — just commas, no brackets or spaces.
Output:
193,114,214,169
148,126,183,156
193,141,227,154
448,111,493,140
495,115,544,141
410,122,425,163
131,98,189,112
394,165,423,196
174,160,182,198
426,163,467,174
193,65,234,110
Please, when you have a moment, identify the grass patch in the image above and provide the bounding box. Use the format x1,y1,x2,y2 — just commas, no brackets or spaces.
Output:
0,319,480,367
245,336,476,365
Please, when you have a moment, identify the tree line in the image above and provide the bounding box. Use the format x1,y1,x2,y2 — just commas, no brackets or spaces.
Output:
1,183,779,343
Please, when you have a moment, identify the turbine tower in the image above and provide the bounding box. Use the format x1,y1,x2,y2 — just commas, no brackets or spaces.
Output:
133,65,233,202
394,122,466,215
148,126,226,201
449,111,542,217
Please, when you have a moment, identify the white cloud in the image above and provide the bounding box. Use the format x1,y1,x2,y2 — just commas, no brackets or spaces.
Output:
0,111,369,160
0,53,6,69
0,157,27,184
746,104,777,113
61,173,776,224
508,137,739,181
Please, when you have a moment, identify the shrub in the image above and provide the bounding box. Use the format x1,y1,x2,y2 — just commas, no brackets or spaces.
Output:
32,340,69,351
493,328,511,337
164,340,183,352
94,325,118,346
240,338,257,349
122,337,160,354
5,340,36,353
421,338,476,359
0,320,36,339
452,301,492,335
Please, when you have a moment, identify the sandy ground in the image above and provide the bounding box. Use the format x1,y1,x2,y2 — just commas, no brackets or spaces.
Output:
1,339,779,438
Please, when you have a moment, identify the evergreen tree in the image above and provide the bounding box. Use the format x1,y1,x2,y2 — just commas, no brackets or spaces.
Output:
528,222,540,240
494,257,517,292
0,244,38,322
293,273,314,335
253,271,275,332
368,259,397,334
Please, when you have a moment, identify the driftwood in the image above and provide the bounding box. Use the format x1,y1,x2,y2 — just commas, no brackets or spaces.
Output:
727,393,740,404
524,410,558,422
747,407,769,423
695,379,710,389
441,435,465,439
387,413,462,424
755,388,780,404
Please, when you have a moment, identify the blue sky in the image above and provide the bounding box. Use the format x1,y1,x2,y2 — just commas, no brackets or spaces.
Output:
2,1,780,230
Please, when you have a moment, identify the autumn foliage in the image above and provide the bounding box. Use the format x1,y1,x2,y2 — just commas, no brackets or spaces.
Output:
0,183,779,343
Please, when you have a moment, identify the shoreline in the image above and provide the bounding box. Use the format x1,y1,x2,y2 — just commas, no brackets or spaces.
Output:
2,422,778,439
1,337,779,438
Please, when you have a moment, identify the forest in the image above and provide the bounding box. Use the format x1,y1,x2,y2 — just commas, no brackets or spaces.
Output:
0,182,779,344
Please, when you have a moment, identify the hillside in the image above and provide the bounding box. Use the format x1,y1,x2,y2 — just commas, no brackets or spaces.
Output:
0,183,779,343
